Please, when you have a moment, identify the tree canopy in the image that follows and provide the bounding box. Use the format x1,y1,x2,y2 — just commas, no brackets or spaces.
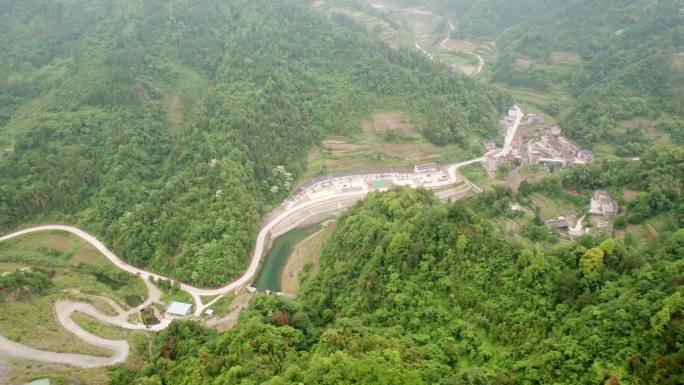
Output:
112,186,684,384
0,0,508,286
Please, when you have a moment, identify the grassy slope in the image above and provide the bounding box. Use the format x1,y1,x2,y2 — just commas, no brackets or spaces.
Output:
0,231,148,360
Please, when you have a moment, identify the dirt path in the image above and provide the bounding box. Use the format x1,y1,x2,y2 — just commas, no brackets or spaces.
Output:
0,352,12,383
204,293,253,332
439,18,484,76
439,19,455,48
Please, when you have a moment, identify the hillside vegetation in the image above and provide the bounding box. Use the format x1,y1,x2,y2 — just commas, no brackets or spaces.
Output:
0,0,508,286
112,181,683,384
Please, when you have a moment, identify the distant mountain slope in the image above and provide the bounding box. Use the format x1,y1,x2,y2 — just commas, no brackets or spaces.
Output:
0,0,507,286
392,0,684,147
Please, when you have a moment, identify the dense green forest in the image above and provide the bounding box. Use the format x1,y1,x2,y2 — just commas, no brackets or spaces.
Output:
0,0,508,286
393,0,684,147
111,181,683,384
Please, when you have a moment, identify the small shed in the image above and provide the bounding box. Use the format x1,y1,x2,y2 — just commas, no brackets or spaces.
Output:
576,149,595,161
509,203,524,212
166,301,192,316
546,218,569,231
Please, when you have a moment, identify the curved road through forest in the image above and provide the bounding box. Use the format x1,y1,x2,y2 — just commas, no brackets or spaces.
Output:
0,150,504,367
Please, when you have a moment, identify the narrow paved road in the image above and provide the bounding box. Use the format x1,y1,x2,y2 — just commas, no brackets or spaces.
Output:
502,105,524,155
0,149,490,368
0,334,126,369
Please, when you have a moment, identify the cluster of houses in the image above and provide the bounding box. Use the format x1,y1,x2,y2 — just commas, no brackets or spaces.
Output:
484,113,595,173
285,162,447,205
545,190,619,236
523,135,595,169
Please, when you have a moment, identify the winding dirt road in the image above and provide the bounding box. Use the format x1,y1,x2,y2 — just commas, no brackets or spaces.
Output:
439,19,484,76
387,3,484,76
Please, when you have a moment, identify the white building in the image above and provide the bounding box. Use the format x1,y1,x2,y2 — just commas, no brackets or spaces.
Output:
589,190,619,217
166,301,192,316
414,163,439,174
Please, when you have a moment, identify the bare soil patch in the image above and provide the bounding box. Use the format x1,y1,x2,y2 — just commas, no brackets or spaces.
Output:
504,220,522,235
620,118,670,143
281,224,335,295
210,293,253,332
69,240,107,267
307,148,320,163
506,166,544,192
35,234,72,253
550,51,582,65
323,140,367,155
531,193,570,218
443,39,476,52
515,58,533,71
362,112,417,135
166,94,183,126
626,224,649,240
673,52,684,67
623,189,641,201
622,118,655,129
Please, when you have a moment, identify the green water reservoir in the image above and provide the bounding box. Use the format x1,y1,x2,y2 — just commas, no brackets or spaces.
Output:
252,224,321,292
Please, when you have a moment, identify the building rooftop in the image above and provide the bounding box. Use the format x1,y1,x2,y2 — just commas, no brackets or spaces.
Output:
414,163,439,171
547,218,569,229
590,190,619,217
166,301,192,316
372,180,389,189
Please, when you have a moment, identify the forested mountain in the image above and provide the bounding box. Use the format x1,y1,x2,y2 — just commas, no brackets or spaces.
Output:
0,0,508,286
400,0,684,147
112,180,683,384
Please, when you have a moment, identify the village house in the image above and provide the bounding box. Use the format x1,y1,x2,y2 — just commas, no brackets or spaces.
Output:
414,163,439,174
523,135,582,169
546,217,570,232
589,190,619,217
576,149,595,163
526,113,544,124
508,108,519,118
166,301,192,317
